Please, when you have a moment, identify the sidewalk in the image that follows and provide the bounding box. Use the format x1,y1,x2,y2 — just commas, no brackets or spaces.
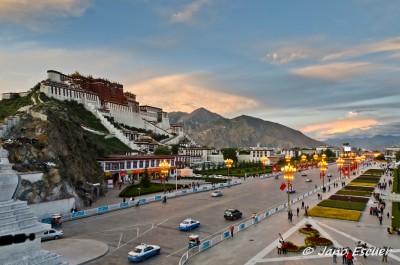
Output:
187,165,400,265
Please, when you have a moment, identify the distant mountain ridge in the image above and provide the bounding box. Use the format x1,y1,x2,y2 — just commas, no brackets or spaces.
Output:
325,135,400,150
169,108,325,148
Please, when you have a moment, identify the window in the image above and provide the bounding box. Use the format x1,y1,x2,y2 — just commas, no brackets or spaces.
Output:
126,161,131,169
119,162,124,169
139,161,143,168
105,163,111,170
133,161,138,168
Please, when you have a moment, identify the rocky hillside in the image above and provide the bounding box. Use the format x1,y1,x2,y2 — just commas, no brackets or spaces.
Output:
1,94,130,206
169,108,325,148
169,107,225,130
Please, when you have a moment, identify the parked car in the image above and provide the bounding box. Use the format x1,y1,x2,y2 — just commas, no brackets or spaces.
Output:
211,190,223,197
179,218,200,231
41,229,63,241
305,178,312,182
301,172,307,177
224,209,242,221
127,244,161,262
327,173,332,177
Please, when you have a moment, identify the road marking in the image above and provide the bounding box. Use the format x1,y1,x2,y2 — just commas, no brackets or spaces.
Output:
117,233,123,249
258,254,329,262
112,219,168,252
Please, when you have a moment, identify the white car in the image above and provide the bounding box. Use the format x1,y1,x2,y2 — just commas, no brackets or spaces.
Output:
211,190,223,197
41,229,63,241
179,218,200,231
127,244,161,262
301,172,307,177
305,178,312,182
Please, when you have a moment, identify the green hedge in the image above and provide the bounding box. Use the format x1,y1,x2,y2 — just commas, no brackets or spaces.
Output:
363,169,384,175
317,199,366,211
393,202,400,228
119,183,183,197
351,178,380,184
394,168,399,193
336,190,372,197
180,177,228,183
342,186,375,192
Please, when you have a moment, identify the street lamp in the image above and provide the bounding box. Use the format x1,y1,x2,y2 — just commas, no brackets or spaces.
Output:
301,154,307,171
225,159,233,178
261,156,269,177
361,155,366,168
281,155,296,210
336,157,344,179
159,159,171,191
355,156,361,174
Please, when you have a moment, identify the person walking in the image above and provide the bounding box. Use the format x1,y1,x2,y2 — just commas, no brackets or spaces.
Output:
296,207,300,217
301,201,305,209
382,246,388,262
278,233,283,243
281,241,287,254
332,247,337,263
229,225,234,237
346,249,353,265
277,241,282,254
341,248,347,264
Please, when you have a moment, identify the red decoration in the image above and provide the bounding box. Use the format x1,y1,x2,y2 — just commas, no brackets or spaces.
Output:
280,182,287,190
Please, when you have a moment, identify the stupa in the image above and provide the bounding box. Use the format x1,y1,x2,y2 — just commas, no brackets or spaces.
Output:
0,144,67,265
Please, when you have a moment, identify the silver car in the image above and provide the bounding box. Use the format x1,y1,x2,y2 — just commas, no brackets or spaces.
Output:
41,229,63,241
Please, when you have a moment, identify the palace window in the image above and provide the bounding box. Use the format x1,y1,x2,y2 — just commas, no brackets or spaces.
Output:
139,161,143,168
105,163,111,170
126,161,131,169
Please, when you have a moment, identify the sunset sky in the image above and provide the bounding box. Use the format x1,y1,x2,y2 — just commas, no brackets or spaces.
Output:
1,0,400,140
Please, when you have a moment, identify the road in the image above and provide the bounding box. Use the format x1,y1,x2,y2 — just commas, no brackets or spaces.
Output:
63,165,338,265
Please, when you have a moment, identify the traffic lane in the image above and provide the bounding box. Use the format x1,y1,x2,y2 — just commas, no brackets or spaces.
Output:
64,176,324,264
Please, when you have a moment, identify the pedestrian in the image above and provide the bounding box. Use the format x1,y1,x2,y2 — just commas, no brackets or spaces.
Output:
341,248,347,264
317,193,320,200
370,206,373,215
361,243,367,259
382,246,388,262
229,225,234,237
281,241,287,254
277,240,282,254
379,215,383,225
252,212,257,220
123,197,126,203
301,201,304,209
328,186,331,192
305,208,308,217
387,212,390,218
332,247,337,263
297,207,299,217
346,249,353,265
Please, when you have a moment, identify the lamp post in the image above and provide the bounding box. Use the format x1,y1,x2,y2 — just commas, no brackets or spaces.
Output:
159,159,171,191
281,155,296,210
355,156,361,174
361,155,366,168
301,154,307,171
261,156,269,177
336,157,344,179
225,159,233,179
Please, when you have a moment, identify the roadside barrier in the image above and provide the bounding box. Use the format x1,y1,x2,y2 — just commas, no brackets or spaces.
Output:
45,180,242,223
178,177,342,265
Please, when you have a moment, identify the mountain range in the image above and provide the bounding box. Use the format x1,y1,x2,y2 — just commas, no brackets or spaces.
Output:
169,108,325,149
324,135,400,151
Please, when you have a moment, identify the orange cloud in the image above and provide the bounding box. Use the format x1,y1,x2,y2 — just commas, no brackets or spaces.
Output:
301,118,378,139
126,73,258,115
292,62,372,80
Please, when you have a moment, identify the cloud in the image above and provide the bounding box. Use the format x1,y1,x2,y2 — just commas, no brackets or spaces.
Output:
127,73,258,115
292,62,373,81
0,0,91,28
322,37,400,61
171,0,210,24
262,49,308,64
301,117,378,139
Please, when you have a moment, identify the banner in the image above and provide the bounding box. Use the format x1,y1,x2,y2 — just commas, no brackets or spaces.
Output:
280,182,287,190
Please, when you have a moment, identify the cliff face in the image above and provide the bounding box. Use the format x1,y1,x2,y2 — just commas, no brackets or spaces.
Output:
4,101,106,207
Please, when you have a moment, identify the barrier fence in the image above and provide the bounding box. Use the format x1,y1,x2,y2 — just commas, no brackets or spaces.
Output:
178,177,342,265
47,180,242,223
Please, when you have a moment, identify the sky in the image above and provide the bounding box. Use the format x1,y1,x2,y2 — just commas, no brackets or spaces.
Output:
1,0,400,141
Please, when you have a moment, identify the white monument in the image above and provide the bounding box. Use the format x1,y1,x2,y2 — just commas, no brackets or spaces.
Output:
0,146,67,265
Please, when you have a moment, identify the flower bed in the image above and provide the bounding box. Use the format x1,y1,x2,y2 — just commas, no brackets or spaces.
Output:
308,206,362,221
348,182,376,187
351,178,380,183
336,190,371,197
305,236,333,247
285,241,305,253
318,199,366,211
342,186,374,192
363,169,384,175
299,227,319,235
329,195,369,203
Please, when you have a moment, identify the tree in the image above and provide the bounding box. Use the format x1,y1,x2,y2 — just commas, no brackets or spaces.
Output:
171,144,179,154
396,151,400,162
221,148,237,162
154,146,171,155
324,148,335,158
139,168,151,188
375,154,386,161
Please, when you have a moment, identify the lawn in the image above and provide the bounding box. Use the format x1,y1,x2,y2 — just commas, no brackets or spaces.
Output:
318,199,366,211
351,178,380,183
308,206,362,221
363,169,384,175
336,190,372,197
394,168,399,193
119,183,184,197
0,94,32,122
393,202,400,228
342,186,375,192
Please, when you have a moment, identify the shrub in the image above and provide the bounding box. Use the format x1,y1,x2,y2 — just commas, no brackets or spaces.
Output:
393,202,400,228
119,183,183,197
348,182,376,187
318,199,366,211
305,236,333,247
285,241,305,253
307,206,362,221
342,186,374,192
299,227,318,235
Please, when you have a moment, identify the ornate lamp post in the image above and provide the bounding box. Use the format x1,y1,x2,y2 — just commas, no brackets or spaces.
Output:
281,155,296,210
361,155,366,168
159,159,171,191
261,156,269,176
355,156,361,174
336,157,344,179
301,154,307,171
224,159,233,178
